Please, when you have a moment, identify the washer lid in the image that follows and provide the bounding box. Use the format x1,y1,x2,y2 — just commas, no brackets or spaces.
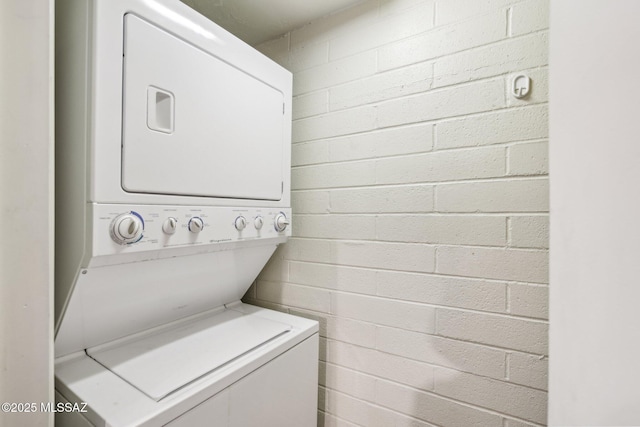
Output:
87,308,291,401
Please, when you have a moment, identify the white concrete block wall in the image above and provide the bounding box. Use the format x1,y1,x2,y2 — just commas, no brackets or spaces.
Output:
246,0,549,425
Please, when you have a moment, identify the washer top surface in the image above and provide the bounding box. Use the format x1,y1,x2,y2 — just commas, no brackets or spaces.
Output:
88,308,292,401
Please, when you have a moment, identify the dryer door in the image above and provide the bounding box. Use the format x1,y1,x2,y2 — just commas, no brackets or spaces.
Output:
121,14,284,201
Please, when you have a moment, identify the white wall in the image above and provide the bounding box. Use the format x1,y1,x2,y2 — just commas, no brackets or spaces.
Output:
246,0,550,425
549,1,640,425
0,0,54,426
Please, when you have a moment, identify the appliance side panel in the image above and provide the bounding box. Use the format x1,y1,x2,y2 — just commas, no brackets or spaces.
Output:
55,390,98,427
55,0,93,331
228,334,319,427
164,389,230,427
164,333,319,427
281,69,293,208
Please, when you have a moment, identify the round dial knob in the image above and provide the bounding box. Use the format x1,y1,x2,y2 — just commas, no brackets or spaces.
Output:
188,217,204,233
235,216,247,231
162,217,178,235
254,216,264,230
274,213,290,232
110,212,144,245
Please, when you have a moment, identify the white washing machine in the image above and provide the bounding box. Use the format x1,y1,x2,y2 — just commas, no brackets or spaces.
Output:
54,0,318,425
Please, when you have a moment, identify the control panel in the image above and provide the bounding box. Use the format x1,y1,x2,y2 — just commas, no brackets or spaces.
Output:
92,204,291,257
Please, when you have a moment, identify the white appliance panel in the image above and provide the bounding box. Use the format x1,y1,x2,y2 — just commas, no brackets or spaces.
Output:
88,309,292,401
167,332,319,427
165,389,228,427
88,204,291,262
55,1,312,425
228,334,319,427
55,305,318,427
55,245,278,357
122,14,284,201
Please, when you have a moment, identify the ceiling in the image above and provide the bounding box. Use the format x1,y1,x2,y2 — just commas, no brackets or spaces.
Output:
180,0,365,45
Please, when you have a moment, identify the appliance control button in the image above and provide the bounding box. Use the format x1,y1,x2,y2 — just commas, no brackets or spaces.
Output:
110,212,144,245
254,216,264,230
188,217,204,233
162,217,178,235
235,216,247,231
274,213,290,232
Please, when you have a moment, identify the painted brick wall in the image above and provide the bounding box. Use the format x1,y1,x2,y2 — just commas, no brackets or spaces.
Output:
245,0,549,425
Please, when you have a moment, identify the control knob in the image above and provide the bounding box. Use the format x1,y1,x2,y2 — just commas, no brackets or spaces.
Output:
254,216,264,230
188,217,204,233
162,217,178,235
274,213,290,232
110,212,144,245
235,216,247,231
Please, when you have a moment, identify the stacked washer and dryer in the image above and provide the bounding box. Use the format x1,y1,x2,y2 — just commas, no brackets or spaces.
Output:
54,0,318,425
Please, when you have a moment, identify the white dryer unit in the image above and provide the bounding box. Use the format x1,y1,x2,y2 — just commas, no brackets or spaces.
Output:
54,0,318,425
